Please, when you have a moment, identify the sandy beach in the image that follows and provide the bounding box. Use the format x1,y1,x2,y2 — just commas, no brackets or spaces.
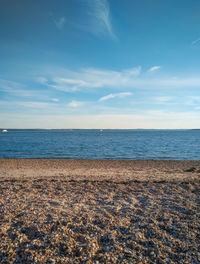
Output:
0,159,200,263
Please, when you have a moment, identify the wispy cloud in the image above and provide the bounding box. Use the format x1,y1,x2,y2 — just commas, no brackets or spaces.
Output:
0,78,58,100
0,78,37,97
51,98,59,102
0,78,24,91
0,100,57,109
147,66,161,73
55,17,65,29
122,67,141,76
38,66,141,92
17,101,56,108
68,100,84,107
79,0,116,39
186,96,200,106
92,0,115,38
37,77,48,84
37,66,200,92
50,13,65,29
192,38,200,46
99,92,132,101
49,77,89,91
154,97,172,103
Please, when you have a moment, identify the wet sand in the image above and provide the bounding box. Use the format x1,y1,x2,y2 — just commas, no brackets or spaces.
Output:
0,159,200,263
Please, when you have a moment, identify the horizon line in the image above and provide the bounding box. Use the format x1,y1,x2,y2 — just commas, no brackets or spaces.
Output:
1,128,200,130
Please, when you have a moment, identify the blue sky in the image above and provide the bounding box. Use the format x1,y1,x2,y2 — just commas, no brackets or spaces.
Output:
1,0,200,128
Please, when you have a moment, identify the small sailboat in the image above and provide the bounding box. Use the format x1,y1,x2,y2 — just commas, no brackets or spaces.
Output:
2,129,8,133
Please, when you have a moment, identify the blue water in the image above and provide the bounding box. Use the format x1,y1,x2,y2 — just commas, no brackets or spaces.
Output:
0,129,200,160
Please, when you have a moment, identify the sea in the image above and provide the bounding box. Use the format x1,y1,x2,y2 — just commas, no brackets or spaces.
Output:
0,129,200,160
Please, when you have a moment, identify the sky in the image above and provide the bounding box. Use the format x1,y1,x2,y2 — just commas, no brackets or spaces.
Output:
1,0,200,129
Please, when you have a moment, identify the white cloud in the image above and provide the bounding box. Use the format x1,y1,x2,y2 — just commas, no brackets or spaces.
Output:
39,66,141,92
51,98,59,102
17,101,56,108
49,77,88,91
0,78,24,91
123,67,141,76
38,66,200,93
0,78,58,100
0,78,39,97
0,100,56,109
99,92,132,101
92,0,115,38
79,0,116,39
147,66,161,73
37,77,48,84
154,97,172,103
68,100,84,107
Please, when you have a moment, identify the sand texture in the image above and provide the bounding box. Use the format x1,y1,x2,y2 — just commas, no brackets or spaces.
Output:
0,159,200,263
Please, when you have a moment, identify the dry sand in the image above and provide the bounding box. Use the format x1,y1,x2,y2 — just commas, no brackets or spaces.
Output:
0,159,200,263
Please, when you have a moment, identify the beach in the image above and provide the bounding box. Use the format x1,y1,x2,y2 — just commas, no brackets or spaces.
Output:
0,159,200,263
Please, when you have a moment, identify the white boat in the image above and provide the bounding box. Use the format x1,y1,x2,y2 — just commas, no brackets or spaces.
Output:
2,129,8,133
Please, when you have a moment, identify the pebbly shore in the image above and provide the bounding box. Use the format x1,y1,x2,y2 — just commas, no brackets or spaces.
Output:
0,159,200,263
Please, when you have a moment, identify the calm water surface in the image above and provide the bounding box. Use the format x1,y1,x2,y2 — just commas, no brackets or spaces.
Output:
0,129,200,160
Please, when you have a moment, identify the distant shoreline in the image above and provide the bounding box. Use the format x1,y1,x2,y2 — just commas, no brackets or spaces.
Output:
1,128,200,130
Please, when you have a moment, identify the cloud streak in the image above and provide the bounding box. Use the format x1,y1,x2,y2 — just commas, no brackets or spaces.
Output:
147,66,161,73
37,66,200,93
51,98,59,102
192,38,200,46
38,66,141,92
92,0,115,39
68,100,84,107
0,79,38,97
0,78,58,100
50,13,65,29
154,97,172,103
0,100,57,109
99,92,132,101
79,0,116,39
